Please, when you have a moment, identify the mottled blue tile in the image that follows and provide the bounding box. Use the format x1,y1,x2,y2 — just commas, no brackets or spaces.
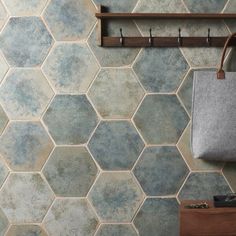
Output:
96,224,137,236
0,106,8,135
0,158,8,188
0,173,54,223
43,199,98,236
88,68,144,119
0,122,54,171
42,43,99,94
93,0,137,12
134,198,179,236
0,69,54,120
88,172,144,222
133,48,189,93
43,146,98,197
134,146,189,196
178,172,231,200
6,225,47,236
177,123,224,171
0,17,53,67
135,0,187,13
88,121,144,170
2,0,48,16
0,53,8,82
133,95,189,144
183,0,227,13
0,208,8,236
224,1,236,32
88,21,141,67
43,0,96,40
43,95,99,145
223,163,236,192
0,2,7,30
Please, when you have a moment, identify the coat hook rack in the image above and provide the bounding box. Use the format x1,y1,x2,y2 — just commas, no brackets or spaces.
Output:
95,5,236,47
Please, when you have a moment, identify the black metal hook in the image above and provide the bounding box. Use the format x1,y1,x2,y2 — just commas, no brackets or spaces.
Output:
149,28,153,46
120,28,124,46
206,28,211,45
178,28,182,46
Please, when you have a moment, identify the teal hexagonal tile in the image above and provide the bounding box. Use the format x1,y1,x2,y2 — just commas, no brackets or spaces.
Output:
0,122,54,171
42,43,99,94
223,163,236,192
178,172,231,200
0,2,7,30
88,172,144,222
0,53,8,82
0,173,54,223
96,224,137,236
0,158,8,188
2,0,48,16
88,68,144,119
43,146,98,197
134,0,187,13
133,95,189,145
0,106,8,135
177,68,216,115
44,199,98,236
6,225,47,236
134,146,189,196
0,208,8,236
43,0,96,41
93,0,137,12
43,95,98,145
88,21,141,67
133,48,189,93
88,121,144,170
0,17,53,67
134,198,179,236
0,69,54,120
177,123,224,171
183,0,227,13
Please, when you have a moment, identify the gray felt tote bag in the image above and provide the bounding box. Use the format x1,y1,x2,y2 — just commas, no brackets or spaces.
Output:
191,32,236,161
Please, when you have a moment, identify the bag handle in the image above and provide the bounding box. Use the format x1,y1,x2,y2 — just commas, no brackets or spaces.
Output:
217,32,236,79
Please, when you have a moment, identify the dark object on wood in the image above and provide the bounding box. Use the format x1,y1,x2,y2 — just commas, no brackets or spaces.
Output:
95,6,236,47
214,194,236,207
180,200,236,236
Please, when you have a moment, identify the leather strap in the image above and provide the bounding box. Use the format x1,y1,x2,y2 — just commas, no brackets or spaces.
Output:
217,32,236,79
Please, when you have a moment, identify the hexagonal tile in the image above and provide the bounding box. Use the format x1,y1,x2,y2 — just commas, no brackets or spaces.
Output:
223,163,236,192
43,0,96,41
43,199,98,236
0,53,8,82
0,122,54,171
177,123,224,171
183,0,227,13
2,0,48,16
0,69,54,120
0,158,8,186
133,146,189,196
178,172,231,200
0,208,8,236
133,48,189,93
134,198,179,236
42,43,99,94
88,172,144,222
43,146,98,197
0,17,53,67
88,68,144,119
6,225,48,236
134,0,186,13
133,95,189,145
43,95,99,145
177,68,216,115
96,224,137,236
224,1,236,32
93,0,137,12
0,173,54,223
88,121,144,170
88,21,141,67
0,2,7,30
0,106,8,135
